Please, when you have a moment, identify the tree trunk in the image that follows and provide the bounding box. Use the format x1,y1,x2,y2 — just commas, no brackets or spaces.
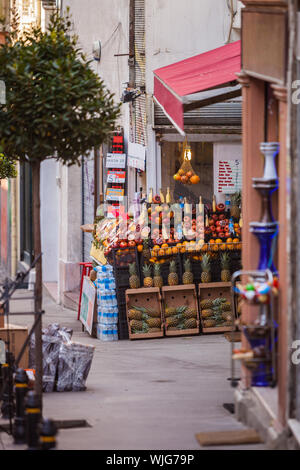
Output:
31,160,43,405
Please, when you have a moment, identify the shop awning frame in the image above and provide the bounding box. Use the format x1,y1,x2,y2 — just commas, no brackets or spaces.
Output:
153,41,241,135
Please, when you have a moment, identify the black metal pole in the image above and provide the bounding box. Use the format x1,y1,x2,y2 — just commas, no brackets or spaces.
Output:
13,368,29,444
40,418,57,450
25,391,41,450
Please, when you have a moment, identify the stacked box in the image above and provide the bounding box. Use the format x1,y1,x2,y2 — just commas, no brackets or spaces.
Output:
95,264,118,341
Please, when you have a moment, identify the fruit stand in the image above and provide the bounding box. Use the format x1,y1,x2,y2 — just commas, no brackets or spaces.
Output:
90,186,242,339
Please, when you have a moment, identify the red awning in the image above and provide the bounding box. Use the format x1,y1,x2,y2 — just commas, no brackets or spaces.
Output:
153,41,241,135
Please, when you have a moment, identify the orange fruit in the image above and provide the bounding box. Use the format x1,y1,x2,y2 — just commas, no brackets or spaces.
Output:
137,244,143,252
190,174,200,184
173,173,181,181
180,247,186,253
172,247,178,254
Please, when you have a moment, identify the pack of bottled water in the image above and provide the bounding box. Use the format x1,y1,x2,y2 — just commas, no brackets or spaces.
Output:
97,307,118,325
95,264,118,341
96,323,118,342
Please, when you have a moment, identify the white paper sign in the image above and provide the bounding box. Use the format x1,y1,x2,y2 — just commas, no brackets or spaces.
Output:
128,142,146,171
106,153,126,168
214,143,242,198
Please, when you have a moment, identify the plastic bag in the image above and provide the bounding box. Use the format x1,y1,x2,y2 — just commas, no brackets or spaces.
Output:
56,342,95,392
29,323,73,393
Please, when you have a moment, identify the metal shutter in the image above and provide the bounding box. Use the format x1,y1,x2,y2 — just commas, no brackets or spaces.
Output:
154,101,242,128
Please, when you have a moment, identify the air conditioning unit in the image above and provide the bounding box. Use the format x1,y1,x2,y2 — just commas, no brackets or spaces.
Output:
41,0,57,7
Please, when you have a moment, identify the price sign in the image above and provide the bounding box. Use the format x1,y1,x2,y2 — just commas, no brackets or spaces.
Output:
106,153,126,169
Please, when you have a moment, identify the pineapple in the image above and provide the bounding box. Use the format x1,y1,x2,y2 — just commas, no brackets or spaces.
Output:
200,299,213,309
146,309,161,318
222,311,233,322
130,319,143,331
203,319,216,328
168,260,179,286
230,191,241,220
166,316,179,328
184,318,197,329
142,264,153,288
183,307,197,319
153,263,163,288
147,317,161,328
164,306,177,317
182,258,194,285
201,253,211,283
221,301,232,312
128,308,143,320
220,253,231,282
201,309,213,319
142,239,151,261
129,262,140,289
130,319,149,334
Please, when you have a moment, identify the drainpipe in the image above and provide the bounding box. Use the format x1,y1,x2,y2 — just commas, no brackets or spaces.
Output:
10,176,17,277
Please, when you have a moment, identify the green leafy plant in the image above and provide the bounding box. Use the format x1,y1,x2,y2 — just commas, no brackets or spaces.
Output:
0,153,17,179
0,10,120,394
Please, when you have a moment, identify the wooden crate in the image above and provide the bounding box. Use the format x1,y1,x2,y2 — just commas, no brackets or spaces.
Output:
125,288,164,340
0,324,29,369
162,285,200,336
198,282,234,334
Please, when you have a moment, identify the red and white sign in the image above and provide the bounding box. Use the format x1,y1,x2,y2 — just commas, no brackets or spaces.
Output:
107,170,126,183
214,143,242,198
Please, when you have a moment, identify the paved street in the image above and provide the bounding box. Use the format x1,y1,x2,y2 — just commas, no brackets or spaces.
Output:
0,288,267,450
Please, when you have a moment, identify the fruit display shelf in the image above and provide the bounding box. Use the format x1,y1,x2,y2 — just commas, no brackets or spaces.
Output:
125,288,164,340
198,282,235,334
162,285,200,337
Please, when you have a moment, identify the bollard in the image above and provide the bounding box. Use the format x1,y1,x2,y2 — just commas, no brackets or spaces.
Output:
25,391,42,450
13,368,29,444
40,418,57,450
1,352,15,420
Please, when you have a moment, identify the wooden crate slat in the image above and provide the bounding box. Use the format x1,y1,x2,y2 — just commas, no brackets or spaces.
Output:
162,284,200,336
198,282,234,334
126,288,163,340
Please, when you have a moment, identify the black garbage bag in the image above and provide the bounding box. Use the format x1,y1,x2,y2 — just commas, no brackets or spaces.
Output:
56,342,95,392
29,323,73,393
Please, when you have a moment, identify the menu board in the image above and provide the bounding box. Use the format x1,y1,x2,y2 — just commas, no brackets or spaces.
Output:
217,159,242,194
213,143,242,197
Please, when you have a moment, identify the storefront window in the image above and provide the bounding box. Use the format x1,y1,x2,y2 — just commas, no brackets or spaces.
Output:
161,141,213,204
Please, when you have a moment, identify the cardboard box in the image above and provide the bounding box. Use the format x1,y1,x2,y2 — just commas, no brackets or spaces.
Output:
0,324,29,369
